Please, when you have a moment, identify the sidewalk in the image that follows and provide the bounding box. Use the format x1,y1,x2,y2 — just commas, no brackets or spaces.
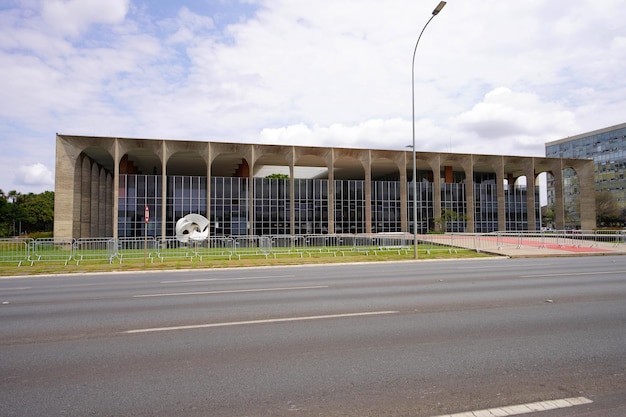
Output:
420,234,626,258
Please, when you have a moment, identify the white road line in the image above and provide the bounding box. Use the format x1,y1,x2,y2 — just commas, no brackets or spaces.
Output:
431,396,593,417
123,310,399,334
521,270,626,278
160,275,295,284
0,287,32,290
133,285,328,298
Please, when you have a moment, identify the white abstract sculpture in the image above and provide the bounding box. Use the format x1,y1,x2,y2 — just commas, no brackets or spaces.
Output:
175,213,209,242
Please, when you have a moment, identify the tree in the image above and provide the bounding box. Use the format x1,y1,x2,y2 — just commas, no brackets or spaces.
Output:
0,192,10,236
434,208,465,232
541,204,555,228
0,190,54,237
265,173,289,180
596,191,621,227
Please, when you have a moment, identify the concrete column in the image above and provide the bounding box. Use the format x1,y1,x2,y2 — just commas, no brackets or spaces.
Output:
400,156,408,232
207,146,212,238
90,163,100,237
248,148,255,236
328,151,335,234
463,157,475,233
105,172,113,237
72,156,82,239
523,160,537,231
492,157,506,231
429,155,442,232
550,162,565,230
81,157,91,238
53,135,80,240
364,151,372,234
112,140,120,239
575,159,597,230
289,162,295,236
161,141,167,239
98,167,107,237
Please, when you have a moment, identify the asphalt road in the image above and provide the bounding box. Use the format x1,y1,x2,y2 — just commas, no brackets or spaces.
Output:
1,256,625,417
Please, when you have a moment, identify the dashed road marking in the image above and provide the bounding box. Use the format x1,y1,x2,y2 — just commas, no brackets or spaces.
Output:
123,310,399,334
133,285,328,298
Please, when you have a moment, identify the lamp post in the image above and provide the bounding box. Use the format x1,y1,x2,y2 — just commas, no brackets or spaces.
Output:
412,1,446,259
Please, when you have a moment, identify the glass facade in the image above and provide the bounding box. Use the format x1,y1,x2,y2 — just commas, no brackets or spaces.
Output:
407,181,434,233
334,180,366,234
546,124,626,211
441,183,467,232
211,177,248,236
372,181,401,233
167,176,207,237
294,179,328,234
118,174,162,237
117,174,540,238
475,182,497,233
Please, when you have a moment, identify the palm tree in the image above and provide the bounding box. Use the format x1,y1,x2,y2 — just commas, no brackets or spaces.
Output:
7,190,19,203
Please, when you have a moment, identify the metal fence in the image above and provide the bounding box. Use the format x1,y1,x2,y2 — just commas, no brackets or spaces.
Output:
1,231,624,266
0,238,32,266
420,230,626,253
31,238,75,265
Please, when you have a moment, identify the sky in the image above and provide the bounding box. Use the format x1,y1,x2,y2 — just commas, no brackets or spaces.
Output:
1,0,625,195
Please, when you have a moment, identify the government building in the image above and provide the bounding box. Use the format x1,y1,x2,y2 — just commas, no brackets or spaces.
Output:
53,134,596,240
546,122,626,226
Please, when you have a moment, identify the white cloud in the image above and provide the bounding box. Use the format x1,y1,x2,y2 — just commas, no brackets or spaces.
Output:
259,119,411,150
15,163,54,187
163,7,215,44
1,0,626,194
453,87,577,154
41,0,129,37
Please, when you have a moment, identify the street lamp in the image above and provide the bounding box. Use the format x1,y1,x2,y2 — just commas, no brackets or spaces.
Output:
412,1,446,259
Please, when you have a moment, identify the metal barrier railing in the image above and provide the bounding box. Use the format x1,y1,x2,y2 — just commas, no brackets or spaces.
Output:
74,238,117,264
421,231,626,253
372,234,411,254
117,237,158,263
31,238,75,265
2,231,624,267
231,236,272,259
267,235,306,258
193,237,235,261
0,238,32,266
156,238,197,262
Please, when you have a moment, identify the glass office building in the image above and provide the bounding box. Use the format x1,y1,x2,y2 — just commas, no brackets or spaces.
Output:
546,122,626,224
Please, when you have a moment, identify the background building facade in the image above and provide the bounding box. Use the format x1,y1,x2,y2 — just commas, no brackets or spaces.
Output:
54,135,596,240
546,122,626,227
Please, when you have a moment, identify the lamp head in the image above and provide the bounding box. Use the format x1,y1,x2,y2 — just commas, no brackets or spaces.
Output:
432,1,446,15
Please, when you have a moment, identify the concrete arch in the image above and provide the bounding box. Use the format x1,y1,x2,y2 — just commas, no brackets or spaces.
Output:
545,158,595,230
332,149,366,180
165,141,208,176
65,146,115,239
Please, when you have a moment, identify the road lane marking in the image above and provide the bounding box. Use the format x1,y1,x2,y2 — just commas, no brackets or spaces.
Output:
521,270,626,278
431,396,592,417
0,287,32,290
133,285,328,298
123,310,399,334
160,274,295,284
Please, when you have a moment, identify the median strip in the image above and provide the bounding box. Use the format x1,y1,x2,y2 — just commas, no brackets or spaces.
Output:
431,396,593,417
123,310,399,334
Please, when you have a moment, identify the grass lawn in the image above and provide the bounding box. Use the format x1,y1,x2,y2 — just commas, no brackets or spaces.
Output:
0,247,494,277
